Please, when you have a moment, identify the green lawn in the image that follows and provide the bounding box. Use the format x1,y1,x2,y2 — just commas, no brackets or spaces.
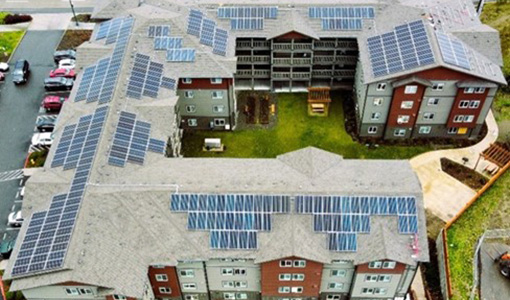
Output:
182,93,435,159
0,12,9,24
0,31,24,62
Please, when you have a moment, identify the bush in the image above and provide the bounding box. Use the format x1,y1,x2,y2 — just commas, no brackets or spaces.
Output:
3,14,32,25
26,150,48,168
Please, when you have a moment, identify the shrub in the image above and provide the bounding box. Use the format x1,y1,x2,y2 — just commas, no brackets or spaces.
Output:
3,14,32,25
26,149,48,168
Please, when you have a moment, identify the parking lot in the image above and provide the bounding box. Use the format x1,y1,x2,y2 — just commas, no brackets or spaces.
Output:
0,30,64,244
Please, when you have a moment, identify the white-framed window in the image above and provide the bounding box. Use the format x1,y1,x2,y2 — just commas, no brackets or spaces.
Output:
378,275,392,282
211,78,223,84
364,275,378,282
214,118,226,126
459,100,470,108
373,98,383,106
328,283,344,289
292,274,305,281
404,85,418,94
397,115,410,124
401,101,414,109
419,126,431,134
212,91,224,99
376,83,387,91
453,115,464,123
65,288,79,296
182,283,197,290
213,105,225,113
331,269,347,277
79,289,93,295
474,87,485,94
382,261,396,269
326,295,340,300
470,100,480,108
185,295,198,300
224,293,236,300
371,112,381,120
368,261,382,268
180,269,195,277
222,281,235,288
428,98,439,106
221,268,234,275
187,119,197,127
447,127,458,134
280,260,293,267
394,129,406,137
278,287,291,293
235,281,248,288
432,83,444,91
233,268,246,275
291,287,303,293
186,105,196,113
423,112,435,120
464,87,475,94
293,260,306,268
279,274,292,281
113,295,126,300
374,288,388,295
464,115,475,123
361,288,374,295
156,274,168,282
159,287,172,294
332,260,348,264
184,91,194,98
236,293,247,300
182,78,192,84
368,126,378,134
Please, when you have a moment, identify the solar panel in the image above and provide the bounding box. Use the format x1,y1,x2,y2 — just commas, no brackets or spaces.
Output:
166,49,196,62
148,138,167,153
210,230,257,249
435,31,471,70
217,6,278,19
213,28,228,56
187,9,203,37
127,53,167,99
230,18,264,30
309,7,375,19
160,77,176,90
95,20,111,40
200,19,216,47
322,18,363,30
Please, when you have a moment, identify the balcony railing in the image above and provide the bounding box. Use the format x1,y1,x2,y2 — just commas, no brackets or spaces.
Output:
336,56,358,65
273,43,292,50
237,56,271,64
293,43,313,50
313,56,335,64
292,58,312,65
292,72,311,79
253,41,270,48
236,70,271,78
337,41,358,49
334,70,355,77
312,70,333,77
273,58,292,65
314,41,336,48
236,70,253,78
236,41,251,48
272,72,291,79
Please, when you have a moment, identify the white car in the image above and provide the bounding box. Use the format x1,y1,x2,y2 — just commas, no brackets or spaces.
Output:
58,59,75,70
20,186,25,198
0,62,9,72
31,132,53,147
8,211,23,227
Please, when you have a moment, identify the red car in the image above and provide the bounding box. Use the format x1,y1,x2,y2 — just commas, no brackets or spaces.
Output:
42,95,68,111
49,68,76,79
0,72,4,81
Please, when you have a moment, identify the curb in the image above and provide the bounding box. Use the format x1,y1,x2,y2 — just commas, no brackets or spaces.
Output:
5,28,27,64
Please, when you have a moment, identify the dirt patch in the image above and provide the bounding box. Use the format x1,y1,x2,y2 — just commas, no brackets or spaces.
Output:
421,238,445,300
56,30,92,50
440,157,489,190
259,94,270,125
245,96,256,124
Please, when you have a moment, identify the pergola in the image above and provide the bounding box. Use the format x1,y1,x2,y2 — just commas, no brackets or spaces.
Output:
307,87,331,116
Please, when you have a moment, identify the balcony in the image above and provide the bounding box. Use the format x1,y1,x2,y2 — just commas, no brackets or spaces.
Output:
313,56,335,64
336,56,358,65
314,41,336,49
292,58,312,65
292,72,311,79
237,56,271,64
293,43,313,50
236,41,252,48
273,43,313,51
253,41,270,48
273,58,292,65
273,43,292,51
312,70,333,78
235,70,253,78
334,70,355,78
235,70,271,78
273,58,312,65
337,41,358,50
272,72,291,79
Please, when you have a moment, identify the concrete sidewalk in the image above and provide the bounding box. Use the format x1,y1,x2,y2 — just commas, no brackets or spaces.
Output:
410,111,499,222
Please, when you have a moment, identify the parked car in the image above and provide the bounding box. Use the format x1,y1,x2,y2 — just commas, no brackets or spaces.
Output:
53,49,76,63
12,59,30,85
0,238,15,259
36,118,57,132
0,62,9,72
44,77,73,91
42,95,67,111
58,58,75,70
31,132,53,146
49,68,76,79
0,72,4,81
8,211,23,227
20,186,25,198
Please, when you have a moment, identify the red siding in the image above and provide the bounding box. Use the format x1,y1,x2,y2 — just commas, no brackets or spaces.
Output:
388,84,425,127
273,31,312,41
54,281,90,286
260,256,323,297
356,261,406,274
411,67,487,82
177,78,232,90
148,266,181,298
446,88,489,128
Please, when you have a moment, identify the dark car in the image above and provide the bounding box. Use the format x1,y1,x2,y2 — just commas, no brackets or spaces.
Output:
44,77,73,91
53,49,76,63
0,238,15,259
36,117,57,132
12,59,30,85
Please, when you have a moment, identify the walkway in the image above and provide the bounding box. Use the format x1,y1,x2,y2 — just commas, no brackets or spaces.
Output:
410,111,499,221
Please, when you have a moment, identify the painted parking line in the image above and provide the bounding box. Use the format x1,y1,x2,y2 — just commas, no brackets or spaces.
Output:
14,200,22,204
6,227,20,231
2,233,6,240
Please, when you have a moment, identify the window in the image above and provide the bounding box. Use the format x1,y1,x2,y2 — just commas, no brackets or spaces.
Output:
374,288,388,295
184,91,194,98
235,281,248,288
404,85,418,94
328,283,343,289
474,87,485,94
185,105,196,113
459,100,470,108
182,78,192,84
155,274,168,282
394,129,406,137
214,118,226,126
293,260,306,268
236,293,247,300
378,275,392,282
447,127,458,134
180,269,195,277
79,289,93,295
292,274,305,281
211,78,223,84
428,98,439,106
367,126,377,134
331,269,346,277
397,115,410,124
371,112,381,120
470,100,480,108
368,261,382,268
187,119,197,127
222,281,235,288
278,287,290,293
65,288,79,296
212,91,224,99
326,296,340,300
159,287,171,294
361,288,374,295
224,293,236,300
185,295,198,300
222,268,234,275
291,287,303,293
182,283,197,290
233,268,246,275
279,274,291,281
401,101,413,109
464,115,475,123
432,83,444,91
376,83,386,91
113,296,126,300
332,260,348,264
464,87,475,94
423,113,435,120
419,126,431,134
364,275,378,282
453,115,464,123
213,105,225,113
382,261,396,269
280,260,292,267
373,98,383,106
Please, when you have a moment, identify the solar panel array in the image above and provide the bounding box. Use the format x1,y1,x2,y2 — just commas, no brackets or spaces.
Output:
126,54,165,99
296,195,418,252
108,111,166,167
309,7,374,31
217,6,277,31
170,193,290,249
154,37,183,50
148,25,170,38
435,31,471,70
75,17,134,104
187,9,229,57
166,49,196,62
12,107,109,277
367,20,435,78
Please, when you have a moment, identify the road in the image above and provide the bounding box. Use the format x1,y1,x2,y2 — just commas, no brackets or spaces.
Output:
0,30,63,242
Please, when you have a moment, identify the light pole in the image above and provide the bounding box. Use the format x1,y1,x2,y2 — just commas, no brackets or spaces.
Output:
69,0,79,27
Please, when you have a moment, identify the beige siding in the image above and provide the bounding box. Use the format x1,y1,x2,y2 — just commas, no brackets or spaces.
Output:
22,286,101,300
177,261,209,294
206,259,260,292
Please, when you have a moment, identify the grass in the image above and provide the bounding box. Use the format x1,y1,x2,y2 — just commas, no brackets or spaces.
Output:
0,12,9,24
56,29,92,50
0,31,24,62
182,93,435,159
